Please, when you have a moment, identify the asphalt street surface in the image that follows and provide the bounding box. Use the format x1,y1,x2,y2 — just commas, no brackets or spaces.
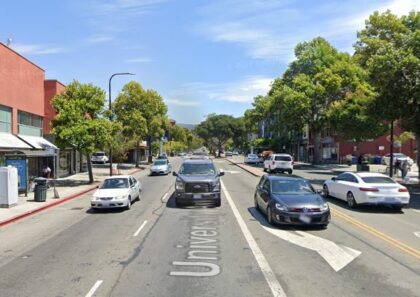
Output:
0,157,419,297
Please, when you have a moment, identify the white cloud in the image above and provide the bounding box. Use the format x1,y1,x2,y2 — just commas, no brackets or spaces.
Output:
165,99,199,106
91,0,167,16
195,0,420,61
10,43,65,55
84,35,115,44
171,76,273,104
125,57,151,63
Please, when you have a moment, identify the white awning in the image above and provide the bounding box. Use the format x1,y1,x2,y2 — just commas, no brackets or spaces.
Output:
0,132,32,149
17,135,58,150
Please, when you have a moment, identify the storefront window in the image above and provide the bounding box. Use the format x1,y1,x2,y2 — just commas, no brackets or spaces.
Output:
0,105,12,133
18,111,43,136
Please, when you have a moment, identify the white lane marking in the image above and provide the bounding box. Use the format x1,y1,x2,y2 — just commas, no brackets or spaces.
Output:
250,208,361,272
221,181,287,297
133,220,148,237
223,170,240,174
85,280,103,297
161,192,169,203
414,231,420,238
410,209,420,214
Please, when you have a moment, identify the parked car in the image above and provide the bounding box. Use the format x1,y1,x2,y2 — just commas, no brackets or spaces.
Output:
157,153,168,160
150,159,172,175
381,153,414,166
225,151,233,157
245,154,260,164
264,153,293,174
173,158,224,207
323,172,410,210
232,151,239,156
254,175,330,227
91,175,141,210
91,152,109,164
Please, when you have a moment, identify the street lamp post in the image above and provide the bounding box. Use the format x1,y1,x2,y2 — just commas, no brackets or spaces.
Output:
109,72,135,176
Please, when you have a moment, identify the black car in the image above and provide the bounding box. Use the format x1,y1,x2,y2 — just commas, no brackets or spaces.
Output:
173,159,224,207
254,175,330,227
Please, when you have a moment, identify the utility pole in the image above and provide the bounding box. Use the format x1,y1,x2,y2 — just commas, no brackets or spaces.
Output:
108,72,135,176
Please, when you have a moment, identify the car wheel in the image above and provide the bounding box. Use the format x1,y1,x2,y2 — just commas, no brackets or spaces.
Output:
125,196,132,210
215,199,221,207
263,167,267,172
323,185,330,197
137,190,141,201
288,170,293,174
267,207,274,225
392,205,402,212
346,192,357,209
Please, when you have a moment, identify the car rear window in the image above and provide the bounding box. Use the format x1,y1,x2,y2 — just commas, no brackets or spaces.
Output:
275,156,292,161
94,152,105,156
248,154,257,158
154,160,167,165
361,176,396,184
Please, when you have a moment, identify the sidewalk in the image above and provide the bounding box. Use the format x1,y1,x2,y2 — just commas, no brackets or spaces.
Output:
226,156,420,185
0,163,149,227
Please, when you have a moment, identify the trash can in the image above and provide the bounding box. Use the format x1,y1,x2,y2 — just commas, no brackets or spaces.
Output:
34,178,48,202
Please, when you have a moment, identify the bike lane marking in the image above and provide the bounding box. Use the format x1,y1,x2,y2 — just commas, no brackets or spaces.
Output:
221,180,287,297
85,280,103,297
133,220,148,237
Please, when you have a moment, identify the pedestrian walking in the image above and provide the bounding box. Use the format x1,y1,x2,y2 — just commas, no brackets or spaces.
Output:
401,160,409,179
394,159,401,175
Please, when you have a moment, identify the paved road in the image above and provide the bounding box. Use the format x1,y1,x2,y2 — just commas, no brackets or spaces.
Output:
0,157,419,297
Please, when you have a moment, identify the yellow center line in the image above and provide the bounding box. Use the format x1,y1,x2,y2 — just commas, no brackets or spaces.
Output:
331,208,420,260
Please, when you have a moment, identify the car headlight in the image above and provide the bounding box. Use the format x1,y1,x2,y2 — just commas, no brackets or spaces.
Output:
175,181,184,191
320,203,329,211
213,181,221,191
115,195,128,200
275,203,288,212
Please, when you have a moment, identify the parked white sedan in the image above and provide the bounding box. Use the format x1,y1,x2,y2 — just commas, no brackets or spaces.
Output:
91,175,141,210
245,154,260,164
323,172,410,210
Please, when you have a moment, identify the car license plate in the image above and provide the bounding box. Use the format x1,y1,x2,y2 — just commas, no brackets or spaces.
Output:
193,194,202,199
299,214,311,223
385,197,396,202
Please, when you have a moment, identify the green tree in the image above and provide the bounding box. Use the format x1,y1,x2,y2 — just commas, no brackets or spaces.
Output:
194,114,238,157
113,81,168,165
282,37,380,163
354,10,420,178
51,80,116,183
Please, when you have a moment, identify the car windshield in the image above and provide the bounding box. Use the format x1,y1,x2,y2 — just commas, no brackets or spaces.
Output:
94,153,105,157
248,154,257,158
154,160,167,166
99,178,129,189
361,176,396,184
271,180,315,195
179,163,216,175
275,156,292,161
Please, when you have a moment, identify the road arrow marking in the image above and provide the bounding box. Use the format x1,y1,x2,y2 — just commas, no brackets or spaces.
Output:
250,208,361,272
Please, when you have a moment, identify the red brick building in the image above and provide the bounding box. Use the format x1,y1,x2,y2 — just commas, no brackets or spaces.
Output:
0,42,76,182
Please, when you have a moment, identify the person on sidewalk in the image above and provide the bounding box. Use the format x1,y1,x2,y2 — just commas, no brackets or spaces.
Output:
400,160,409,180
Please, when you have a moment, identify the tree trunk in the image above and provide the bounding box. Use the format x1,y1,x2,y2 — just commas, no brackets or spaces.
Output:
416,136,420,183
313,131,322,164
217,140,221,158
86,152,94,184
135,141,140,168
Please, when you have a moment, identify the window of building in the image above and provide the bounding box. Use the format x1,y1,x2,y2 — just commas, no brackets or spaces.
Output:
18,111,43,136
0,105,12,133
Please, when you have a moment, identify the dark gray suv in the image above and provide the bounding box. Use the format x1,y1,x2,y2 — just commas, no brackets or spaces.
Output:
173,159,224,207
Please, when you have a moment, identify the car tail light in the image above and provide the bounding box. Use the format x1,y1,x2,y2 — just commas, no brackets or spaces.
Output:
398,188,409,192
359,187,379,192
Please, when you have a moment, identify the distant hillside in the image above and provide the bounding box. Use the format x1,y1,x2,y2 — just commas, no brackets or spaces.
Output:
178,123,197,130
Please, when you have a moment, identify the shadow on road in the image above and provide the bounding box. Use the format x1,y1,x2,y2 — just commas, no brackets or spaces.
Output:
166,192,219,209
324,196,405,214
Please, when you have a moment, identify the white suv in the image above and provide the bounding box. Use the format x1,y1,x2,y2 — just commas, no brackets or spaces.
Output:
264,154,293,174
91,152,109,164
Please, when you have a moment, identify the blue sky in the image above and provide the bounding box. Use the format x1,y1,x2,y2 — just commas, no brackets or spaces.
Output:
1,0,418,124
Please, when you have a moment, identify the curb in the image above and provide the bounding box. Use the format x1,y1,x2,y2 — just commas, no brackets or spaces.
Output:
225,158,263,177
0,185,98,228
0,167,145,228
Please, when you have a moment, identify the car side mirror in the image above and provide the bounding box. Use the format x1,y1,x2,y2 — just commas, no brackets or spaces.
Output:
331,177,336,181
218,170,225,176
316,189,323,194
172,171,178,176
